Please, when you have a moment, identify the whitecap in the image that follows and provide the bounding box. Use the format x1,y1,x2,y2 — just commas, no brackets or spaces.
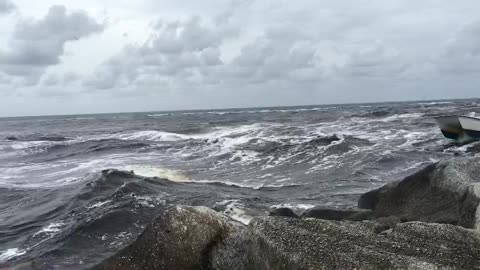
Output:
33,222,66,237
380,113,424,122
87,200,112,209
133,196,166,208
418,101,453,105
270,203,316,210
218,200,252,225
147,113,170,117
0,248,26,263
117,130,191,142
124,165,189,182
180,107,326,116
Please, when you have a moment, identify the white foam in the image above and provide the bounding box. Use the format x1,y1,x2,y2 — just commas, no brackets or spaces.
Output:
76,123,269,148
271,203,316,210
219,200,252,225
305,144,361,174
215,199,238,206
380,113,424,122
418,101,453,105
0,151,186,188
117,130,191,142
9,140,54,150
169,123,275,164
147,113,170,117
228,207,252,225
0,248,26,263
398,131,433,148
180,107,327,116
133,196,166,208
33,222,65,237
87,200,112,209
72,130,190,143
124,165,189,182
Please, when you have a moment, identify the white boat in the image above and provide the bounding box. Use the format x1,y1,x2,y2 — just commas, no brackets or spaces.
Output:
435,115,480,142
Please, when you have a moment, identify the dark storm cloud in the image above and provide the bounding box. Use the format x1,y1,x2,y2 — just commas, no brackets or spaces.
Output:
0,0,15,14
0,5,104,84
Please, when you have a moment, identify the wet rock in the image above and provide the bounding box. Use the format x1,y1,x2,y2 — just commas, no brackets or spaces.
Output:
301,206,373,221
310,134,340,146
212,216,480,270
461,183,480,229
358,158,480,229
371,215,402,233
269,208,299,218
93,205,239,270
93,158,480,269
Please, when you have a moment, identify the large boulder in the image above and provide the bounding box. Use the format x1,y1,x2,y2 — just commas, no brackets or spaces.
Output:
93,205,239,270
358,158,480,228
212,216,480,270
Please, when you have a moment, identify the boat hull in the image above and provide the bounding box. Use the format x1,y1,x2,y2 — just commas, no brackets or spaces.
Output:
435,115,480,142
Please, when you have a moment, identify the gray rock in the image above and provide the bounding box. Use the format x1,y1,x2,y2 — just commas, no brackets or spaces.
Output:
93,205,239,270
269,208,299,218
460,183,480,229
301,206,373,221
212,216,480,270
358,158,480,228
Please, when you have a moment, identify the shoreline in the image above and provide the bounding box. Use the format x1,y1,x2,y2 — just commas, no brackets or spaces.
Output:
89,157,480,270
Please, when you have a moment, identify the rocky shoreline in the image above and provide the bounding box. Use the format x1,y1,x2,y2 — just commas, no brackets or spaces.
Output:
94,158,480,270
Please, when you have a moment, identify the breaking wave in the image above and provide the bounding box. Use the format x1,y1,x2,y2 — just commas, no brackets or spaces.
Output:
0,169,301,268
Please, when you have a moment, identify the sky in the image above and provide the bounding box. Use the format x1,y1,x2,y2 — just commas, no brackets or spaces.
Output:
0,0,479,116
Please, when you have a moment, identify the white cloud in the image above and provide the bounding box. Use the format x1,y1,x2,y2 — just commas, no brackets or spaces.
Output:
0,5,104,85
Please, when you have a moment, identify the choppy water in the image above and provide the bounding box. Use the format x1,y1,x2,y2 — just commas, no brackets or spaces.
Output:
1,100,480,269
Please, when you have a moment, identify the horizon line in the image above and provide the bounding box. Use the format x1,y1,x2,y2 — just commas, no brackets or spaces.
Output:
1,97,479,119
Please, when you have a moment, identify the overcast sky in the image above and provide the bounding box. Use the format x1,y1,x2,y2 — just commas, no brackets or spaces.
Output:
0,0,479,116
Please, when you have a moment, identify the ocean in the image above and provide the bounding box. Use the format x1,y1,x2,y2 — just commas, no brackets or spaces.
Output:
1,99,480,269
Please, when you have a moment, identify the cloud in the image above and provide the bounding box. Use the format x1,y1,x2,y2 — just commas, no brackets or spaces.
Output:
84,16,231,91
0,5,104,85
3,0,480,116
85,9,413,100
224,29,325,84
42,71,80,86
0,0,14,14
434,21,480,75
340,41,409,78
85,13,332,95
85,0,445,102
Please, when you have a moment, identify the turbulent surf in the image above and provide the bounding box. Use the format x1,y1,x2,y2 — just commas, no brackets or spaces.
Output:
1,100,480,269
